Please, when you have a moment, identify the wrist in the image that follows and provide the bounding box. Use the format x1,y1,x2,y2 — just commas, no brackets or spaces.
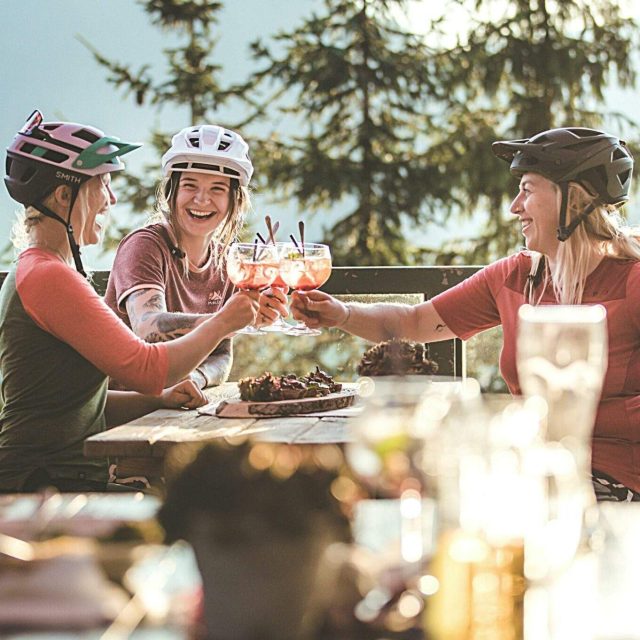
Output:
194,367,208,389
338,303,351,328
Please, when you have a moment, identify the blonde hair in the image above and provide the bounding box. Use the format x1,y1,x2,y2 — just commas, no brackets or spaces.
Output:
527,182,640,305
149,173,251,276
10,180,94,253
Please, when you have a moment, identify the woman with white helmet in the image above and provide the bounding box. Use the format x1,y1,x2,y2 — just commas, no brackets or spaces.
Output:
105,124,287,389
291,126,640,502
0,111,264,492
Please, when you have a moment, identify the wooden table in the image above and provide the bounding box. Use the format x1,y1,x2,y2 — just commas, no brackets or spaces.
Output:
84,383,359,486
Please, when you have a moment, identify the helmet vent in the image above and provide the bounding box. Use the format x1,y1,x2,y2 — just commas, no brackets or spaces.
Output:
613,147,628,161
42,124,59,131
619,169,632,185
20,142,68,164
218,140,231,151
573,129,601,138
188,136,200,148
72,129,100,143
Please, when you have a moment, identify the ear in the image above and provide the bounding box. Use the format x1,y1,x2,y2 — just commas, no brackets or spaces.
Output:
51,184,72,207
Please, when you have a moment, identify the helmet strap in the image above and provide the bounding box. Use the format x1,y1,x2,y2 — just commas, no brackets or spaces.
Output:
556,181,600,242
32,186,87,278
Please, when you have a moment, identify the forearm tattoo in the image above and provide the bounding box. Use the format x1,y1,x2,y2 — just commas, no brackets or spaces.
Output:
127,290,202,342
435,323,447,333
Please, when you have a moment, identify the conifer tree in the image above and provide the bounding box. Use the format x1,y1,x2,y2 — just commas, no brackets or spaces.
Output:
82,0,229,249
243,0,638,265
423,0,639,263
243,0,446,266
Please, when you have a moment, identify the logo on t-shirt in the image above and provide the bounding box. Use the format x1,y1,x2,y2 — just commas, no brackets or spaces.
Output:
208,291,224,307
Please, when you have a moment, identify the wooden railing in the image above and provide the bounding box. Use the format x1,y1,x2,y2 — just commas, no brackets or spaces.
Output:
0,265,482,377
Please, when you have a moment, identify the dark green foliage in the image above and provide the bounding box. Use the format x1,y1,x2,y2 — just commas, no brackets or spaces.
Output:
80,0,230,246
243,0,447,265
424,0,639,263
242,0,639,264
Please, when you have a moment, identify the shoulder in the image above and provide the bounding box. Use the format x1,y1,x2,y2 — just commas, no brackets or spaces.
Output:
16,250,92,300
480,250,531,283
113,224,173,271
117,223,169,253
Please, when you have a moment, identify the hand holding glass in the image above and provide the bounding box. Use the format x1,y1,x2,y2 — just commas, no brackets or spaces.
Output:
280,243,332,336
226,242,279,335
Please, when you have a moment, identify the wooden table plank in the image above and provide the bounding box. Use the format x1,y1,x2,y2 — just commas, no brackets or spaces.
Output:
293,417,353,443
251,417,322,443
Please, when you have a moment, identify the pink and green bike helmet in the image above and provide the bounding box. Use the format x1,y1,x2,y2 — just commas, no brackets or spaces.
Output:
4,110,140,276
5,110,140,206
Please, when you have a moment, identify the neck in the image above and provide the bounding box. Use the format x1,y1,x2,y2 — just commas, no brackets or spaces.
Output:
28,222,72,264
183,235,213,269
546,249,603,277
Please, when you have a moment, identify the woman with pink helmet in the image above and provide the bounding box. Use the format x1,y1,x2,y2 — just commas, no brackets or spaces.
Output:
105,124,287,390
0,111,273,492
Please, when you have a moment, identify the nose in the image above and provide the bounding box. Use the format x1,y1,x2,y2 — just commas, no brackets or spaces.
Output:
107,183,117,206
193,188,211,204
510,191,524,216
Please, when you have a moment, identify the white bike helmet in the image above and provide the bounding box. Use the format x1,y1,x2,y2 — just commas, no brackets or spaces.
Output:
161,124,253,187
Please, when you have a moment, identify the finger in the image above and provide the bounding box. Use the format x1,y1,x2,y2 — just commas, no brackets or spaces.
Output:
266,288,288,304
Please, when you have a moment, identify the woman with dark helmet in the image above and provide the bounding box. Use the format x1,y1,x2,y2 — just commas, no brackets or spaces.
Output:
105,124,287,390
290,126,640,501
0,111,275,493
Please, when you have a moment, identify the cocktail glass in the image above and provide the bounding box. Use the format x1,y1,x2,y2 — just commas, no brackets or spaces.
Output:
261,243,292,333
226,242,279,335
279,243,332,337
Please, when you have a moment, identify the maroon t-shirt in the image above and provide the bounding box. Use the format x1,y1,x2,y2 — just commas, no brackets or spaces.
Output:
432,251,640,492
105,223,232,328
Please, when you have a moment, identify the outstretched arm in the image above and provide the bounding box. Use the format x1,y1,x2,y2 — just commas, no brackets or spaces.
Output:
290,290,457,343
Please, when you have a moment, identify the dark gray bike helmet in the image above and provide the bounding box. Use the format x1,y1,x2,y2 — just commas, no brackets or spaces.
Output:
492,127,633,241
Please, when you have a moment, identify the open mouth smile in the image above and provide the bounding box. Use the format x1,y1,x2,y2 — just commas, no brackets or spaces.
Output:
188,209,215,220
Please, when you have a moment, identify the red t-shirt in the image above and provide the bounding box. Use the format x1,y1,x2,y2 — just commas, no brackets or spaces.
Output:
104,223,231,326
432,251,640,492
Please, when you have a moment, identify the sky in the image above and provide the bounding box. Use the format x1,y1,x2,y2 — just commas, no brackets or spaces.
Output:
1,0,639,268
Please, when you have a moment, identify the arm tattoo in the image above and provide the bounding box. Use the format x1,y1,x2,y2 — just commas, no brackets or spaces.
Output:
126,288,206,341
435,323,447,333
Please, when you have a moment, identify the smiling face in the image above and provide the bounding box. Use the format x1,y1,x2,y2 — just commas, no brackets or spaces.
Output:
173,172,231,241
71,173,117,246
510,172,561,258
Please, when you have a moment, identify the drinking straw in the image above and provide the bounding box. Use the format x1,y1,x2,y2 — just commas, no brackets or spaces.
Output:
256,232,267,244
289,234,302,253
252,238,259,261
265,215,278,244
298,221,305,257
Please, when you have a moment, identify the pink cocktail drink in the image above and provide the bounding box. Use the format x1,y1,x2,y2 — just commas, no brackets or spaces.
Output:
280,243,332,336
228,261,279,290
281,257,331,291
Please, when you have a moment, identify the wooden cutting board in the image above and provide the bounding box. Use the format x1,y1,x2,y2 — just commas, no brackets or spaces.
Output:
215,386,358,418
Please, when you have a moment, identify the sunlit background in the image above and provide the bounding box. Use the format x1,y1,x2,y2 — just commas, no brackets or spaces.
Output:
1,0,639,269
